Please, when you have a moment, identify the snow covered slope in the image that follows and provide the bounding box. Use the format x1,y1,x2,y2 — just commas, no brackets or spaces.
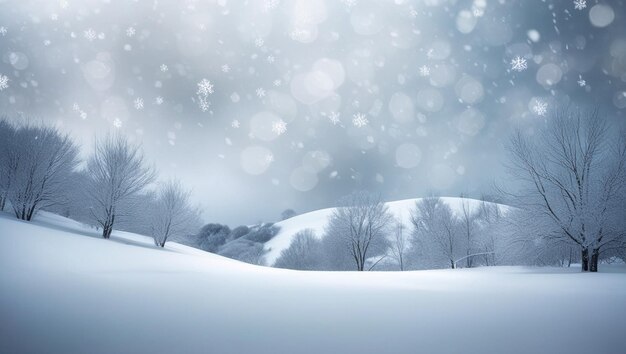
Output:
1,211,625,354
265,197,504,265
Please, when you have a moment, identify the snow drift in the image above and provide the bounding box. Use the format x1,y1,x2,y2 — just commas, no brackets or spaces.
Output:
1,211,625,354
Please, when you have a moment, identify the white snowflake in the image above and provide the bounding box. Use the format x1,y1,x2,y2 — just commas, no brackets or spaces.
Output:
126,27,136,37
50,13,58,21
265,153,275,164
409,7,418,18
0,74,9,91
197,79,214,96
532,100,548,116
97,32,106,40
80,111,87,120
510,56,528,72
231,120,240,128
577,77,586,87
266,55,275,63
254,37,264,47
341,0,357,8
272,119,287,136
328,112,341,125
113,118,123,128
221,64,230,73
72,103,80,111
0,26,7,36
352,113,368,128
83,28,97,41
160,64,168,72
273,79,282,87
419,65,430,77
574,0,587,10
155,96,164,105
134,97,144,110
256,87,266,98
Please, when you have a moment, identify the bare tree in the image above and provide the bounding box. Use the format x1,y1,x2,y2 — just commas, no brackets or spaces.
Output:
389,218,409,271
0,120,79,220
410,197,463,269
150,180,200,247
274,229,322,270
325,191,393,271
85,134,156,239
505,107,626,272
459,195,478,267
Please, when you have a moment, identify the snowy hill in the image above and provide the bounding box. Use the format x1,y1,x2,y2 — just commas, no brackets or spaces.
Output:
2,211,625,354
265,197,505,265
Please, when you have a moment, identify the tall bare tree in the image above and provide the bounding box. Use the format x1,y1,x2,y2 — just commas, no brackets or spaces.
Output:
505,107,626,272
410,197,463,269
150,180,200,247
86,134,156,239
389,218,409,271
325,191,393,271
459,195,478,267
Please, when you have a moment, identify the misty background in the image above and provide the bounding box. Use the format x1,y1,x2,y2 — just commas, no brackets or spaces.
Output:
1,0,625,225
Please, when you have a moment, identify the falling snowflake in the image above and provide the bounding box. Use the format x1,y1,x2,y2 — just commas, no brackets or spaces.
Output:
272,119,287,136
0,74,10,91
265,153,275,164
574,0,587,10
577,77,586,87
419,65,430,77
352,113,368,128
134,97,144,110
510,56,528,72
231,120,240,128
197,79,214,96
160,64,168,72
126,27,136,37
79,111,87,120
409,6,418,18
0,26,7,36
196,79,214,112
221,64,230,73
328,112,341,125
113,118,123,128
254,37,264,47
83,28,97,41
532,100,548,116
50,13,58,21
273,79,282,87
155,96,164,105
256,87,266,98
341,0,357,8
266,55,275,63
72,103,80,111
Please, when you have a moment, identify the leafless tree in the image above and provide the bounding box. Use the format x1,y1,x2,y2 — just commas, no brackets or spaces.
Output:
0,119,79,220
458,195,479,267
410,197,463,269
85,134,156,239
325,191,393,271
150,180,201,247
504,107,626,272
274,229,322,270
389,218,409,271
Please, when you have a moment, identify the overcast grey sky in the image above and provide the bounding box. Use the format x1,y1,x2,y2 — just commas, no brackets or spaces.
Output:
1,0,625,226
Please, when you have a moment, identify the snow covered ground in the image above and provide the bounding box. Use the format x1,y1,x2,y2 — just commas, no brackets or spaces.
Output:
265,197,505,265
1,211,625,354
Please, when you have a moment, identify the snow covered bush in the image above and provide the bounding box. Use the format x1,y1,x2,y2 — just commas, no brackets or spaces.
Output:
242,224,280,243
193,223,231,252
217,238,265,265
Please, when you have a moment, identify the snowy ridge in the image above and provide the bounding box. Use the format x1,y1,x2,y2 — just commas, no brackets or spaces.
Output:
265,197,507,265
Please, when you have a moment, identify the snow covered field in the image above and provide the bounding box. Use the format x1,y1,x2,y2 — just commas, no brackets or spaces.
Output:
1,212,625,354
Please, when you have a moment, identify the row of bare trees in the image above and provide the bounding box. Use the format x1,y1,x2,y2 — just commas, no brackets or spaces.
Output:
0,118,200,247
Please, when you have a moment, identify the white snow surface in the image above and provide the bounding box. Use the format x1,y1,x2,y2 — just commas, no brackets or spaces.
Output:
265,197,504,265
1,211,626,354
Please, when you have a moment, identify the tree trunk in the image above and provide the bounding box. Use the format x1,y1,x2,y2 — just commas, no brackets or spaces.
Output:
581,248,589,272
0,196,5,211
590,248,599,272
